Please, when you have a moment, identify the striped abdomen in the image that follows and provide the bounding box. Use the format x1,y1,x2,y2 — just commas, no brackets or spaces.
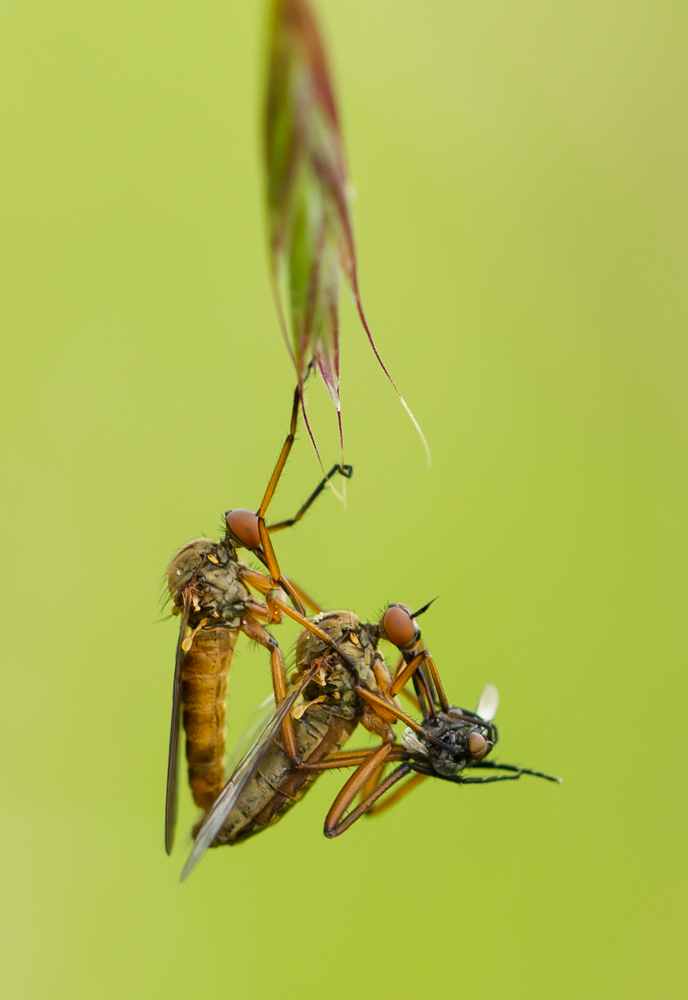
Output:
212,706,358,845
182,627,239,810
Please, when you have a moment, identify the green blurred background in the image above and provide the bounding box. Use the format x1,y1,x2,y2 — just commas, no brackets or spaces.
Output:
1,1,686,997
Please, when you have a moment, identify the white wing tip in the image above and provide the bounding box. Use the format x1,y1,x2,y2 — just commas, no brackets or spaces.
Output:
476,683,499,721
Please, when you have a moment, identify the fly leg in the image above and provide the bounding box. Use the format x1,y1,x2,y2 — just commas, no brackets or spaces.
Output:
297,745,427,822
266,463,353,533
239,616,298,763
229,390,347,615
256,460,352,614
247,592,355,670
280,576,321,615
300,740,431,834
390,653,422,713
267,596,358,670
391,645,448,719
257,387,301,523
391,649,435,718
407,760,561,784
254,389,300,594
323,743,418,838
353,686,432,740
255,392,349,612
227,390,304,613
297,746,409,770
257,387,353,533
238,565,318,617
254,464,352,612
362,772,428,817
470,760,562,783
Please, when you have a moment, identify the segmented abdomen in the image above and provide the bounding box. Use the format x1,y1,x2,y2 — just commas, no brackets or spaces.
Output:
182,627,238,810
212,708,358,845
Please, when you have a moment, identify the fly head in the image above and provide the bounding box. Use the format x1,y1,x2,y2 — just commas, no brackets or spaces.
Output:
402,707,498,776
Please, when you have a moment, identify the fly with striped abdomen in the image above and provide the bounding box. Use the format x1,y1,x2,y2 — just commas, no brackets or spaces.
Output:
165,389,352,854
180,603,560,880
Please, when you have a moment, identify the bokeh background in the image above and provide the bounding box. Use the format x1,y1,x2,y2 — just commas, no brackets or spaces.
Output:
1,1,686,997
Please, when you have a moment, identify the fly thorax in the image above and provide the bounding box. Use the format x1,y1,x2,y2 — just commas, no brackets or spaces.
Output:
166,536,249,625
400,726,463,776
167,538,216,603
350,627,383,690
204,562,251,619
304,662,358,719
295,610,363,665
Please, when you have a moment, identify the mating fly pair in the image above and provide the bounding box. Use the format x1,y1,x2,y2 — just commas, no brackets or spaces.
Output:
165,389,352,854
165,391,560,878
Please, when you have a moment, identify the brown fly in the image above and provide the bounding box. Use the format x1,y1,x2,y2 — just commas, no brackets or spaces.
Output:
165,388,352,853
180,603,559,880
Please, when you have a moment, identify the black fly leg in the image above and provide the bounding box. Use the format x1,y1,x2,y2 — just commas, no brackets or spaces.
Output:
266,464,353,533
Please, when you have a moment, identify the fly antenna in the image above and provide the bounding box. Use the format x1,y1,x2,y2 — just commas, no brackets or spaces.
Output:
411,596,440,619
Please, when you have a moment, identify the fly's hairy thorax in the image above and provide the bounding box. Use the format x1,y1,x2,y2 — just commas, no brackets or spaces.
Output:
167,537,252,629
294,610,382,695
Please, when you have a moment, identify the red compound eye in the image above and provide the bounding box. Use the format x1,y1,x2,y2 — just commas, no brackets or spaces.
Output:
468,731,487,757
382,605,417,648
225,508,261,549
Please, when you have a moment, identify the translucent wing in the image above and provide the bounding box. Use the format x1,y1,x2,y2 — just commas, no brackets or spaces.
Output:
476,683,499,722
180,661,319,882
165,593,190,855
224,694,275,779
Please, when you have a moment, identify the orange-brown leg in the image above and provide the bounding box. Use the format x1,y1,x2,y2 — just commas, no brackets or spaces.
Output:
236,390,343,616
298,746,409,771
323,744,432,837
231,389,302,612
390,647,434,719
391,652,405,685
298,743,427,834
392,647,446,718
365,772,428,817
257,387,300,522
255,389,300,588
241,564,310,619
268,596,357,670
256,388,352,534
242,598,280,626
239,616,297,761
254,398,349,615
301,746,427,833
353,685,428,738
323,742,394,837
390,653,421,712
238,566,279,597
352,750,428,819
424,652,449,712
390,650,429,697
280,575,321,614
361,761,385,805
256,517,306,615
